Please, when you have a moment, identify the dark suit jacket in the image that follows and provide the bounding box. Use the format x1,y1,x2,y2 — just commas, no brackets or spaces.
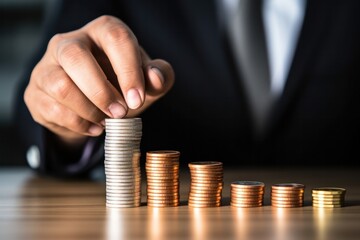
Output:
15,0,360,176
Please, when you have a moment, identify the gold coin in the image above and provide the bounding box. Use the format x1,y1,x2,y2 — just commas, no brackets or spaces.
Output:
312,187,346,195
312,199,344,204
313,203,343,208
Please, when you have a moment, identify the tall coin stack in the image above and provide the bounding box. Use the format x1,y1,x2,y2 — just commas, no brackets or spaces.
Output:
312,187,346,208
104,118,142,208
188,161,223,208
271,183,305,208
146,150,180,207
230,181,265,208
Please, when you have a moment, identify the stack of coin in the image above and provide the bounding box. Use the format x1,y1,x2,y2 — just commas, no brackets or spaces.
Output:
146,150,180,207
230,181,265,208
312,187,346,208
271,183,305,208
104,118,142,208
188,161,223,208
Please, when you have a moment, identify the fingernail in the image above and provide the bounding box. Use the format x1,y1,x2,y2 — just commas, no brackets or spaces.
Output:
88,124,103,135
126,88,142,109
100,120,105,127
151,66,164,85
108,102,126,118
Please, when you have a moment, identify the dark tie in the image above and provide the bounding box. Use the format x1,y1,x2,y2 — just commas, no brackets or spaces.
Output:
224,0,272,136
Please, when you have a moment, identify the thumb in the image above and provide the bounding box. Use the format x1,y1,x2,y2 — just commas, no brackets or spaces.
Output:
145,59,175,97
125,58,174,118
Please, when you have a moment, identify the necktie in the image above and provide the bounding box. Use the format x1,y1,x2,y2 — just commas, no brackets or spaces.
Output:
225,0,272,136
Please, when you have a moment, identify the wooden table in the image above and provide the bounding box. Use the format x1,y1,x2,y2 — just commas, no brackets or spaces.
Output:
0,167,359,240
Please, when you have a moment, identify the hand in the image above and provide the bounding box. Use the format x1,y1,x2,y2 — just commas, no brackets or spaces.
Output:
24,15,174,146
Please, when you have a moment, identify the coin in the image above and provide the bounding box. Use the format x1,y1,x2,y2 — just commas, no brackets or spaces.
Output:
145,150,180,207
104,118,142,208
188,161,223,208
312,187,346,195
270,183,305,208
311,187,346,208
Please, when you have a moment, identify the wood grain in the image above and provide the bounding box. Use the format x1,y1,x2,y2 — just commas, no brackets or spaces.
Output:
0,167,359,240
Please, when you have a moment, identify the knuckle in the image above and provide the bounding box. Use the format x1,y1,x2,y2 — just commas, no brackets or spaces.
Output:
57,40,88,66
50,76,72,101
48,33,64,48
90,87,110,105
48,103,62,121
103,22,137,46
66,115,89,133
97,15,117,25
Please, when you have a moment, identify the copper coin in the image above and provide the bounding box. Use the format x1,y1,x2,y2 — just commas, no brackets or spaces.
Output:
189,161,223,167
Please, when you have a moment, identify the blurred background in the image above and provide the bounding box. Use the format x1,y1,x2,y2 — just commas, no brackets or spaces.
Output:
0,0,50,166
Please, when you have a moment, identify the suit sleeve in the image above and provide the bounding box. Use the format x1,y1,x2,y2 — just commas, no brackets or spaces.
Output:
13,0,117,177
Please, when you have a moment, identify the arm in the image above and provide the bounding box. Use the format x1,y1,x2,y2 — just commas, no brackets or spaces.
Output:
15,0,174,177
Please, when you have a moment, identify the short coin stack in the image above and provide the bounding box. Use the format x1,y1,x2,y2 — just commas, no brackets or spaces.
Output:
230,181,265,208
188,161,223,208
104,118,142,208
146,150,180,207
271,183,305,208
312,187,346,208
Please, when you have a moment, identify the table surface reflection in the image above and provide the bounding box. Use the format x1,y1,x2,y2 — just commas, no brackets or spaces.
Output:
0,167,359,240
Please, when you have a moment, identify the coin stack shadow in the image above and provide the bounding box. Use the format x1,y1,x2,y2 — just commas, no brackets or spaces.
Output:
188,161,223,208
146,150,180,207
271,183,305,208
104,118,142,208
230,181,265,207
312,187,346,208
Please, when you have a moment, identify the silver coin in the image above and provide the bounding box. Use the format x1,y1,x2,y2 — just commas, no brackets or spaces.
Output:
106,203,141,208
104,153,140,157
105,166,140,171
106,179,141,184
104,159,139,163
106,195,141,199
105,143,140,147
105,164,139,169
105,125,142,129
106,191,141,196
105,174,141,179
104,155,139,160
105,144,140,147
106,187,142,192
105,175,141,180
104,166,140,172
105,118,142,123
105,129,142,133
106,201,140,207
105,134,141,137
104,146,139,150
105,186,141,191
105,187,140,192
106,192,141,197
104,161,140,166
105,142,140,146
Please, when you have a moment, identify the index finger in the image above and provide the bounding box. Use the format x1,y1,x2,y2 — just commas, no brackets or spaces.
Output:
85,15,145,110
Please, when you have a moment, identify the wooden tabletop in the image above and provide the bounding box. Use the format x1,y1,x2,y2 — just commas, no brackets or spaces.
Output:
0,166,359,240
